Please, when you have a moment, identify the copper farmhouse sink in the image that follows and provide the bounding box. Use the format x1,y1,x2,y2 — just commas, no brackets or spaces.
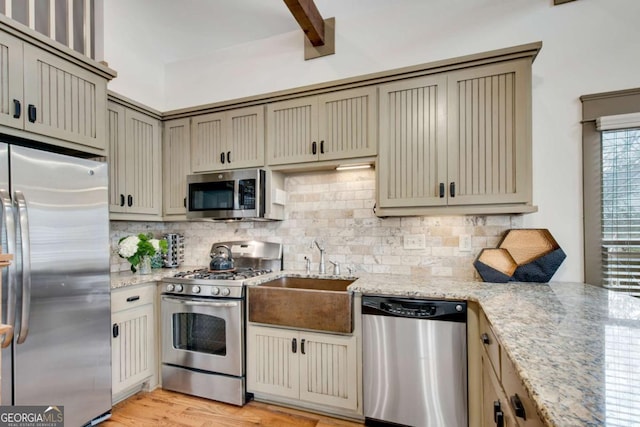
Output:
248,277,355,333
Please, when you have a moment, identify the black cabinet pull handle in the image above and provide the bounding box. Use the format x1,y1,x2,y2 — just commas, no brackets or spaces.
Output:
183,197,187,208
13,99,21,118
496,411,504,427
320,140,324,154
493,401,501,422
301,339,306,354
227,151,231,163
439,183,445,198
127,195,133,207
120,194,125,207
449,182,455,197
510,394,526,419
28,104,36,123
292,338,297,353
481,333,490,345
220,152,225,164
112,323,119,338
312,141,317,155
126,296,140,302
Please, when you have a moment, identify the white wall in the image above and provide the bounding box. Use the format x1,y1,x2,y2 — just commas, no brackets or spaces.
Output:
104,0,640,283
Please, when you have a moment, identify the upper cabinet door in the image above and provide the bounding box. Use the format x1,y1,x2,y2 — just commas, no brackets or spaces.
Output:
22,44,108,151
163,118,191,216
226,105,264,169
318,87,377,161
124,109,162,215
378,75,448,208
447,60,530,206
107,101,127,214
191,112,226,172
0,32,24,129
267,97,318,165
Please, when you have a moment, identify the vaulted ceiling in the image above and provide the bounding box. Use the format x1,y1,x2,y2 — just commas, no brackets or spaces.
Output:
105,0,412,64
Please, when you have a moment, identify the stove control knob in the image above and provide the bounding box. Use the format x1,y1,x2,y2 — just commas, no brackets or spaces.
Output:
175,284,184,292
220,288,231,297
192,285,201,294
211,287,220,296
166,284,175,292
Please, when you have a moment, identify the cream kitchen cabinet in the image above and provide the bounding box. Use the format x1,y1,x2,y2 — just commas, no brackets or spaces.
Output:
190,105,264,172
246,324,358,412
163,118,191,219
0,28,114,155
478,311,544,427
376,58,535,216
108,99,162,220
111,284,156,404
266,87,377,166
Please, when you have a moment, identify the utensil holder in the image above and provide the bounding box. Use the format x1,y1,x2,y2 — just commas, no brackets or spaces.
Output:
163,233,184,268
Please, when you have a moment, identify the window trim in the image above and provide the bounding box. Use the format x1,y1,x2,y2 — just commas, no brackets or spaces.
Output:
581,88,640,287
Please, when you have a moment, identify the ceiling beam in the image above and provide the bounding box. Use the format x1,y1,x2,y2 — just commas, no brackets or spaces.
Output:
283,0,325,46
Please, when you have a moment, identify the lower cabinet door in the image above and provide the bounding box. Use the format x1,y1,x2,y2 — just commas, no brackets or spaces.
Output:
112,303,154,399
299,332,358,411
246,325,300,399
247,325,358,412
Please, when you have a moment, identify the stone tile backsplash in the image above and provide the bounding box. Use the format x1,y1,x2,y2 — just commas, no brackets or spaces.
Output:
110,169,522,279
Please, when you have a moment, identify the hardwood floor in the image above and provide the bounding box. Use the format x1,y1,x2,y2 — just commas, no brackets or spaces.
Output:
104,389,365,427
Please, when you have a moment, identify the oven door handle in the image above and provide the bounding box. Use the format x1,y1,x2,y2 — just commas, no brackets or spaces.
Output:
162,297,239,308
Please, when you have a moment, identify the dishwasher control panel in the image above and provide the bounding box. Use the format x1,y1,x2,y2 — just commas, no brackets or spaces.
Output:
362,296,466,322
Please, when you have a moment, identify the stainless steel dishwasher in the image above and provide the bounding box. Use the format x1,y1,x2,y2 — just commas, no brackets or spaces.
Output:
362,296,467,427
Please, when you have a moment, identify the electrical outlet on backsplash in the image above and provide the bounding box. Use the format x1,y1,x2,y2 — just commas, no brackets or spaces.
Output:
109,170,522,279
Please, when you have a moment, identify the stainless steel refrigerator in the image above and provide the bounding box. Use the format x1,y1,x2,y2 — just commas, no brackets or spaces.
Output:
1,141,111,426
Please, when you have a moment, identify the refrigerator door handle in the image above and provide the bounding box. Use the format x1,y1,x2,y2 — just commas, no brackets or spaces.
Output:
0,189,17,347
14,191,31,344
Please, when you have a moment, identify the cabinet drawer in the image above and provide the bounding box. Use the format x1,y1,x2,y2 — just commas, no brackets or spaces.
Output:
500,348,545,427
480,312,501,377
112,284,155,312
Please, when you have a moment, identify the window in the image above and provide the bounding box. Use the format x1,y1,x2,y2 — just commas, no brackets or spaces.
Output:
601,127,640,294
582,88,640,295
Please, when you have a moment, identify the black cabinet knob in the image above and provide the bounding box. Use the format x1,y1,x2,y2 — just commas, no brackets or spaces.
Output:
511,394,526,419
28,104,37,123
13,99,21,119
482,333,491,345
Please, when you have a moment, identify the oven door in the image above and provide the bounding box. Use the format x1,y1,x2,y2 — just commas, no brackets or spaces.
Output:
161,296,243,377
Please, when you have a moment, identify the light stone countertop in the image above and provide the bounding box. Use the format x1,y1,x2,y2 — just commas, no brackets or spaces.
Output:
110,269,640,426
110,266,201,289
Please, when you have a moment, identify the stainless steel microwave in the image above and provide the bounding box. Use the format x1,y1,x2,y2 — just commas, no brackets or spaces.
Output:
186,168,285,221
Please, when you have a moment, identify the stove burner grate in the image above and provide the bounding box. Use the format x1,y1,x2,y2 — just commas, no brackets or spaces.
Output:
173,268,272,281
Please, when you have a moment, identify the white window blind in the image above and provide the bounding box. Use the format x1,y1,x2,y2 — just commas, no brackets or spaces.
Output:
601,127,640,295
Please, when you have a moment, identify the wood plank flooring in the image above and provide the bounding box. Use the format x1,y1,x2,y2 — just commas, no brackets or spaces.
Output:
104,389,365,427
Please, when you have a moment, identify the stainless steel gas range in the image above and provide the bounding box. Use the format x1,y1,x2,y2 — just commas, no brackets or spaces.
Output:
160,240,282,406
